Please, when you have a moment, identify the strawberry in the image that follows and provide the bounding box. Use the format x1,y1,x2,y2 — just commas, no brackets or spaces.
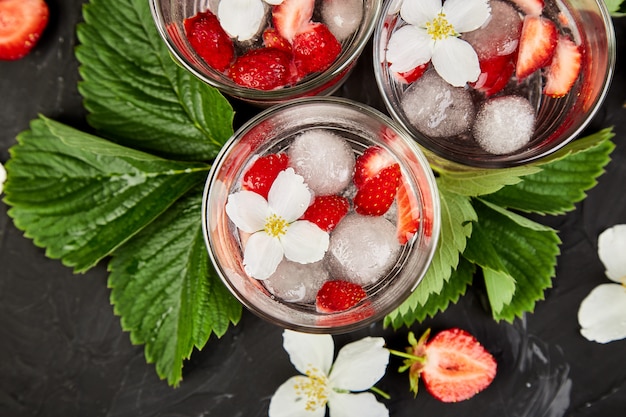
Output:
510,0,545,16
184,10,235,72
301,195,349,232
262,28,292,53
515,16,558,81
471,54,515,97
292,22,342,76
354,163,401,216
393,63,429,84
396,178,420,244
543,36,582,98
353,146,396,189
242,153,290,199
272,0,315,43
0,0,49,61
229,47,295,90
315,280,367,313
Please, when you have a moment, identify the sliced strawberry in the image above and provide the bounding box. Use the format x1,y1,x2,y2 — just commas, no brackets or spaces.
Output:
242,153,290,199
544,36,582,98
393,63,428,84
292,22,342,76
353,146,396,189
301,195,349,232
262,28,292,53
510,0,545,16
471,54,515,97
0,0,49,61
272,0,315,43
396,178,420,244
315,280,367,313
515,16,558,81
229,47,295,90
184,10,235,72
354,163,401,216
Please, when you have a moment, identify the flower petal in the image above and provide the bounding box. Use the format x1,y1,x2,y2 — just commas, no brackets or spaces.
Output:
281,221,329,264
283,330,335,376
386,25,433,73
265,0,283,5
268,168,312,222
431,37,480,86
269,376,327,417
578,283,626,343
401,0,441,27
327,391,389,417
0,162,6,195
598,224,626,283
243,231,284,279
444,0,491,33
225,190,269,233
218,0,266,41
329,337,389,392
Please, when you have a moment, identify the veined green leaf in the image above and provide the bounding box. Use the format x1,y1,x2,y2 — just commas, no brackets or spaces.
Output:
437,164,541,197
76,0,234,161
108,189,242,386
604,0,626,15
3,116,209,273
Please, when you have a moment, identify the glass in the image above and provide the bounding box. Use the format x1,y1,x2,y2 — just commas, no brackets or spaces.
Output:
201,97,440,333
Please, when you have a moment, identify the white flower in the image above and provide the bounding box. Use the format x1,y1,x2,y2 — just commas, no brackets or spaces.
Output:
385,0,490,87
577,224,626,343
218,0,283,41
225,168,329,280
269,330,390,417
0,162,6,195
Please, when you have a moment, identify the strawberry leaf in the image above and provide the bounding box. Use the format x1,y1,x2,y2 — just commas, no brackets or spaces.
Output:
436,164,541,197
76,0,234,161
108,189,242,386
604,0,626,15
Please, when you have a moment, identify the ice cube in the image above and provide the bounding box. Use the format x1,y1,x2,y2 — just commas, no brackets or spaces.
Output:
326,214,401,286
288,129,355,195
264,259,329,303
401,70,475,138
473,95,535,155
321,0,363,42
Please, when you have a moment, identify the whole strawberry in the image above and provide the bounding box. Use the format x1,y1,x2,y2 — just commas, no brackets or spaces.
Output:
242,153,290,199
354,163,401,216
184,10,234,72
293,23,341,76
229,47,295,90
301,195,349,232
315,280,366,313
0,0,49,61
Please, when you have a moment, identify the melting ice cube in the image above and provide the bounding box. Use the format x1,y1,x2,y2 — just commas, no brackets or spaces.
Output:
321,0,363,42
462,0,522,60
264,259,329,303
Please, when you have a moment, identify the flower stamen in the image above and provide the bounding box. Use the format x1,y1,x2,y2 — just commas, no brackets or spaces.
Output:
425,12,457,40
293,367,329,411
264,213,288,237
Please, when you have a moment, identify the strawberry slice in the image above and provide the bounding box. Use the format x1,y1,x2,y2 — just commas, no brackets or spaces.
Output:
184,10,235,72
315,280,367,313
515,16,558,81
0,0,49,61
354,163,401,216
292,22,342,76
242,153,290,199
262,28,292,53
396,178,420,244
543,36,582,98
471,54,515,97
393,63,429,84
229,47,295,90
510,0,545,16
272,0,315,43
301,195,349,232
353,146,396,189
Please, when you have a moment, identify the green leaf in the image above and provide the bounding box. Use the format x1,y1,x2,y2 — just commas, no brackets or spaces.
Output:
76,0,234,161
604,0,626,15
482,268,517,314
108,189,242,386
3,116,209,273
483,129,615,215
437,164,541,197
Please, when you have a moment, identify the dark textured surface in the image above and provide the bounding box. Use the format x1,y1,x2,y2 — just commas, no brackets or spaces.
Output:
1,2,625,416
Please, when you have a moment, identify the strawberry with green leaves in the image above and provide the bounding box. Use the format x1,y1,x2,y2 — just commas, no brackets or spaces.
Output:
0,0,49,61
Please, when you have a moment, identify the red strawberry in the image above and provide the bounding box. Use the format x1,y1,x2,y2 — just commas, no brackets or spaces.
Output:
543,36,582,98
393,63,428,84
396,178,420,244
184,10,235,72
510,0,545,16
242,153,290,199
292,22,342,76
353,146,396,189
262,28,292,53
229,47,295,90
354,163,401,216
272,0,315,43
471,54,515,97
0,0,49,61
515,16,558,81
315,280,367,313
301,195,349,232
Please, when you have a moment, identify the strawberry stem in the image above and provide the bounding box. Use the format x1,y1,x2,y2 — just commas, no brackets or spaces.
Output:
369,386,391,400
386,348,425,363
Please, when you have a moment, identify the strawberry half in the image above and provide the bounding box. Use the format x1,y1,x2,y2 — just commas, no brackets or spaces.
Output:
0,0,49,61
184,10,235,72
396,178,420,244
471,54,515,97
510,0,545,16
272,0,315,43
262,28,292,53
315,280,367,313
353,146,397,189
354,163,401,216
393,63,429,84
292,22,342,76
229,47,295,90
515,16,558,81
544,36,582,98
301,195,349,232
242,153,290,199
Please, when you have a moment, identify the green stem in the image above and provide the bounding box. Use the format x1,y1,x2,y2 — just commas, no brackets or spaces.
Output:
387,348,425,363
370,386,391,400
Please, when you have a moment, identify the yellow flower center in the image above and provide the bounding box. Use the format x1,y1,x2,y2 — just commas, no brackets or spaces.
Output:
293,367,330,412
426,12,457,40
264,213,288,237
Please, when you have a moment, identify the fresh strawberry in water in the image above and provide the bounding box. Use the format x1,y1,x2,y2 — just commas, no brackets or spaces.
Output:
262,28,292,53
515,16,558,81
354,163,401,216
0,0,49,61
292,22,342,76
393,63,429,84
184,10,234,72
242,153,290,199
396,178,420,244
353,146,397,189
544,36,582,98
301,195,349,232
471,54,515,97
229,47,295,90
510,0,545,16
315,280,367,313
272,0,315,43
